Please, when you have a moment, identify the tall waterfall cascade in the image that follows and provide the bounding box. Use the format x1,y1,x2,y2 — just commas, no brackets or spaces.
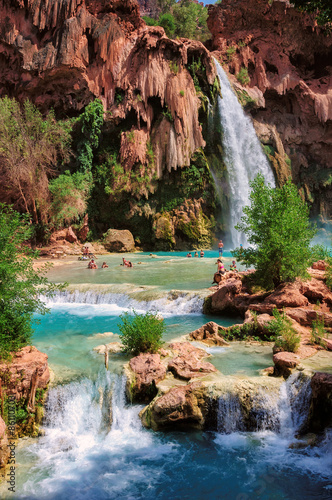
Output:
214,59,276,248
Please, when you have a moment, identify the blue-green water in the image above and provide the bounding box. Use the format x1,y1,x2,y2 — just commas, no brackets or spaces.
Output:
4,252,332,499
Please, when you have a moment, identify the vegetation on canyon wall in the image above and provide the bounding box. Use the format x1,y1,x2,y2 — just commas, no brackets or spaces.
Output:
292,0,332,26
0,205,63,359
143,0,209,41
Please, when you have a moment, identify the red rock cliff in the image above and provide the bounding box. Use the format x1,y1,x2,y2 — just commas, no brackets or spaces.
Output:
208,0,332,217
0,0,216,176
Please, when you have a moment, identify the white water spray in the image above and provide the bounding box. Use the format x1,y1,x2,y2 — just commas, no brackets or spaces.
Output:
214,59,275,247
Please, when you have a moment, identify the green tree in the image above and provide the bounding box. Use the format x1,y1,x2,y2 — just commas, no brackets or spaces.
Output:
172,0,209,41
0,97,71,224
232,174,316,289
292,0,332,26
0,204,63,359
159,13,176,37
76,99,104,173
49,170,91,227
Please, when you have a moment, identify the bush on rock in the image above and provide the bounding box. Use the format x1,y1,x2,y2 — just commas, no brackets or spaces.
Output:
118,311,165,355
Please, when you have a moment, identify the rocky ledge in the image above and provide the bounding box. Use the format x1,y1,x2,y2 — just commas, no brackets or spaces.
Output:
0,346,50,468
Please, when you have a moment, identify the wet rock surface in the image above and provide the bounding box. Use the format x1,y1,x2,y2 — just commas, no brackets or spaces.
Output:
126,353,167,403
189,321,229,346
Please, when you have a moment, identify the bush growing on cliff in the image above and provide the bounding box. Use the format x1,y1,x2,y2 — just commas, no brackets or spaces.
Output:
232,174,316,289
118,311,165,354
292,0,332,26
236,67,250,86
0,204,64,359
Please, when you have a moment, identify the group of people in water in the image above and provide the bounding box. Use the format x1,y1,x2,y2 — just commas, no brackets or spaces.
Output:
82,238,237,277
85,255,133,270
186,250,205,258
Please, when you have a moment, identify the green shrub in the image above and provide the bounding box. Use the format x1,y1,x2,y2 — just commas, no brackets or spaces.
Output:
162,108,173,122
226,46,236,60
169,61,179,74
236,67,250,85
310,316,327,347
118,311,165,354
326,257,332,290
268,309,300,352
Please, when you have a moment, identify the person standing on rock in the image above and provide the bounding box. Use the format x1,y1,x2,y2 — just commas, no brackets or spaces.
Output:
218,239,224,257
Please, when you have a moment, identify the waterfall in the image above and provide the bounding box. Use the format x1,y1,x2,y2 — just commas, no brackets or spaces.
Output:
216,372,313,435
217,393,244,433
41,288,205,315
214,59,276,248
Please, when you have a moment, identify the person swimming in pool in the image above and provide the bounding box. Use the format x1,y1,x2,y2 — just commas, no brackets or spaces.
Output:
122,257,133,268
88,259,98,269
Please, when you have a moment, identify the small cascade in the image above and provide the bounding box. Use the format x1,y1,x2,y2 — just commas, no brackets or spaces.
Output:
41,287,205,315
217,393,244,433
215,372,313,436
282,371,313,434
214,59,275,247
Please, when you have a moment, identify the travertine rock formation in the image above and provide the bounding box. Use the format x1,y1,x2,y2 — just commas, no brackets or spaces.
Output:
0,346,50,401
0,0,216,176
208,0,332,217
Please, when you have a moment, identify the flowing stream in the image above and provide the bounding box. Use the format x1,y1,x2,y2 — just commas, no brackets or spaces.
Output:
214,59,276,247
9,370,332,499
4,245,332,499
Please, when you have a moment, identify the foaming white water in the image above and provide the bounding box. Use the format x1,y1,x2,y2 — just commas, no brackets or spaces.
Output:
42,289,205,316
20,373,174,499
214,59,275,247
216,372,313,436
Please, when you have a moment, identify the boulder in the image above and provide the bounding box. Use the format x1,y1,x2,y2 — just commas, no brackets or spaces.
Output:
286,308,332,328
209,278,244,315
126,353,166,403
189,321,229,346
265,282,309,308
66,226,78,243
300,278,332,306
0,346,50,400
168,356,217,380
103,229,135,252
0,416,9,468
273,352,299,378
312,260,327,271
78,214,89,242
304,372,332,434
322,338,332,351
168,342,209,361
140,382,205,431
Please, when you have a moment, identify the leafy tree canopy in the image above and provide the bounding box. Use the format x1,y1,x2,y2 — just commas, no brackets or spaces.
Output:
143,0,209,41
0,204,64,359
48,170,91,227
76,99,104,173
232,174,317,289
292,0,332,26
0,97,71,224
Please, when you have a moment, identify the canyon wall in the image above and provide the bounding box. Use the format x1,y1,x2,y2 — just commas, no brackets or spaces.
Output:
208,0,332,218
0,0,216,175
0,0,219,248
